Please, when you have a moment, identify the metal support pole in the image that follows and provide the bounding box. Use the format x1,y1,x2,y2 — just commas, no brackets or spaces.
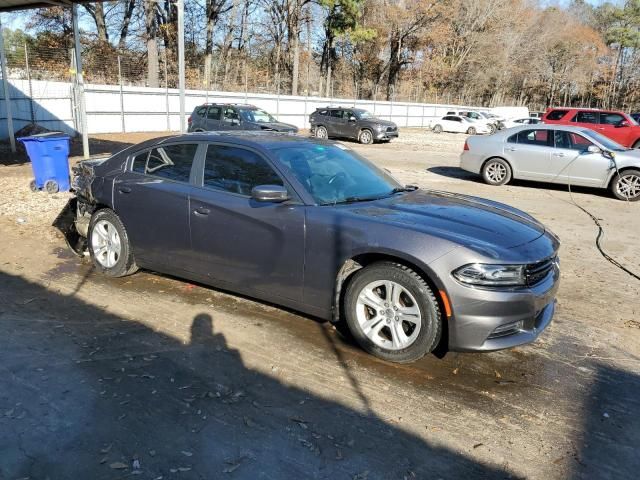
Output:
0,15,16,153
72,4,89,159
164,49,169,131
118,56,125,133
24,42,34,124
177,0,186,133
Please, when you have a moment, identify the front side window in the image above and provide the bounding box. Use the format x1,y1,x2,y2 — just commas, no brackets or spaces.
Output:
600,112,625,126
203,145,283,196
554,131,594,151
223,108,239,122
273,143,401,205
353,109,373,119
131,144,198,182
239,108,276,123
517,129,550,146
572,111,599,124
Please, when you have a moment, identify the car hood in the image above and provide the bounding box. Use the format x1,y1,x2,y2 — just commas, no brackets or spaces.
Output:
614,148,640,163
343,189,546,250
362,118,397,128
250,121,298,132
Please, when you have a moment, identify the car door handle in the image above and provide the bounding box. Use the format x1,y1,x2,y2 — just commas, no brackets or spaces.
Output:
193,207,210,216
505,147,517,151
552,153,566,157
118,186,132,194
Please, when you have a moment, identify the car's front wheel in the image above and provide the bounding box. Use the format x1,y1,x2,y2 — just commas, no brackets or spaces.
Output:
359,129,374,144
467,127,477,135
432,125,443,134
88,209,138,277
611,169,640,201
482,158,512,186
344,262,442,363
314,126,328,139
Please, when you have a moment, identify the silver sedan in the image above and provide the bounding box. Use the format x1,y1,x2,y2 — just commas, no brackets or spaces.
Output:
460,124,640,201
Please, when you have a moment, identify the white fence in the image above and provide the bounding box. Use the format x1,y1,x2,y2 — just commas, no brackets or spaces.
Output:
1,79,527,140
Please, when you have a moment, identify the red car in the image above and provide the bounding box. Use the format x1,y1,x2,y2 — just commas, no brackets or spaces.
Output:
542,108,640,149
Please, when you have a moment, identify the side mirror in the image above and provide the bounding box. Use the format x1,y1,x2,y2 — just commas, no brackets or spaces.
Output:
618,120,629,127
348,116,357,122
251,185,290,203
587,145,601,154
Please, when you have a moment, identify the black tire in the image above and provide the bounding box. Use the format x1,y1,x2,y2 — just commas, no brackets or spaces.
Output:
432,125,443,134
482,157,512,186
610,168,640,201
29,179,38,192
88,209,138,277
632,140,640,149
358,128,374,145
489,124,497,134
315,126,328,139
467,127,477,135
343,262,442,363
44,180,59,194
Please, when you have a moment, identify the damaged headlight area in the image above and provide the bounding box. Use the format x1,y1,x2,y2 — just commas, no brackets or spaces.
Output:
453,263,526,287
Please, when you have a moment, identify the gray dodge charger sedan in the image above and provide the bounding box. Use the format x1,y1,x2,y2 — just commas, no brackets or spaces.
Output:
57,132,560,363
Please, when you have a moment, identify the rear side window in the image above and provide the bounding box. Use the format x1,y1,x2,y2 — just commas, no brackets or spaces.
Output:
330,110,343,118
203,145,283,196
196,107,207,117
546,110,568,121
572,111,599,124
517,129,550,146
600,112,625,125
131,144,198,183
316,109,328,116
207,106,222,120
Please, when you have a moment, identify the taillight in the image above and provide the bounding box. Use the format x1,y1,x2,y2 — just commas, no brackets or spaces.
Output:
463,140,469,151
187,116,192,124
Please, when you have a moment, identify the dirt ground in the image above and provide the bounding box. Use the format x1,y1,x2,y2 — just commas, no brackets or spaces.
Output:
0,129,639,479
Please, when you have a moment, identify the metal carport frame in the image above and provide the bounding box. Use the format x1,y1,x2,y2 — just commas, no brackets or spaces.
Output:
0,0,186,158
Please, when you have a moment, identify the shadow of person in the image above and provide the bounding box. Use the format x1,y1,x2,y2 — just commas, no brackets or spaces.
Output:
1,270,523,479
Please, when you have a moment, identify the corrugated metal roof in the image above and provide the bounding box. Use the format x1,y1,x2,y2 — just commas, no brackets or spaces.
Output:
0,0,96,12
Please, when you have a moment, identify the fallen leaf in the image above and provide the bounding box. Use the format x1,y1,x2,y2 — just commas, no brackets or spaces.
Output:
452,368,459,375
473,443,484,449
494,370,502,379
181,451,193,457
109,462,127,470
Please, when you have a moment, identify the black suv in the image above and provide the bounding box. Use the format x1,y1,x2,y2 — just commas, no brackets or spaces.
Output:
188,103,298,134
309,107,398,144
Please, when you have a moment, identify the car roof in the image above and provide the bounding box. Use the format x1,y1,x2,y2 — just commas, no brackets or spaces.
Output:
495,124,593,135
129,131,335,152
195,103,257,109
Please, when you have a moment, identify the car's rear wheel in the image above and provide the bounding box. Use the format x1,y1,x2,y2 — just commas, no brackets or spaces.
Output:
432,125,443,134
482,158,512,186
489,124,497,134
315,126,328,139
359,129,374,145
611,169,640,201
344,262,442,363
467,127,477,135
632,140,640,149
88,209,138,277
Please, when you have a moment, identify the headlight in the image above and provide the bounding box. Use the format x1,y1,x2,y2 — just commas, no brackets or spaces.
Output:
453,263,526,287
374,124,384,130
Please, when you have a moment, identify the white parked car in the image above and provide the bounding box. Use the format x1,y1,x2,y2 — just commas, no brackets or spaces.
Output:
502,117,541,129
459,124,640,201
447,110,497,133
431,115,492,135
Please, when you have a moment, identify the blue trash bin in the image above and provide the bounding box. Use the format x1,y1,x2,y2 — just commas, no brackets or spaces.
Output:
17,132,71,193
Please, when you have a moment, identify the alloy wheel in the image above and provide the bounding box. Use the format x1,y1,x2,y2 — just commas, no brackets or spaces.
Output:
616,173,640,199
355,280,422,350
486,161,507,183
91,219,122,268
315,126,328,139
360,129,373,144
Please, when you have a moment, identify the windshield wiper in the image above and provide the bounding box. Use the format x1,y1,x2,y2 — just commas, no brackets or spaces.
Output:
390,184,418,194
325,195,383,205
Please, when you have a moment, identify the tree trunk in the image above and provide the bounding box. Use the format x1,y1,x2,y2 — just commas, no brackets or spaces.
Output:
144,0,159,88
291,29,300,95
118,0,136,50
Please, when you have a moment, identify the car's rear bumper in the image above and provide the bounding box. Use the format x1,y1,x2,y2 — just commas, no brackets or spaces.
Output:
445,266,560,352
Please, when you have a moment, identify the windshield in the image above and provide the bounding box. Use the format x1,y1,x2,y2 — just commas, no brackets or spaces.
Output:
581,129,628,151
272,143,402,205
239,108,276,123
353,109,374,119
